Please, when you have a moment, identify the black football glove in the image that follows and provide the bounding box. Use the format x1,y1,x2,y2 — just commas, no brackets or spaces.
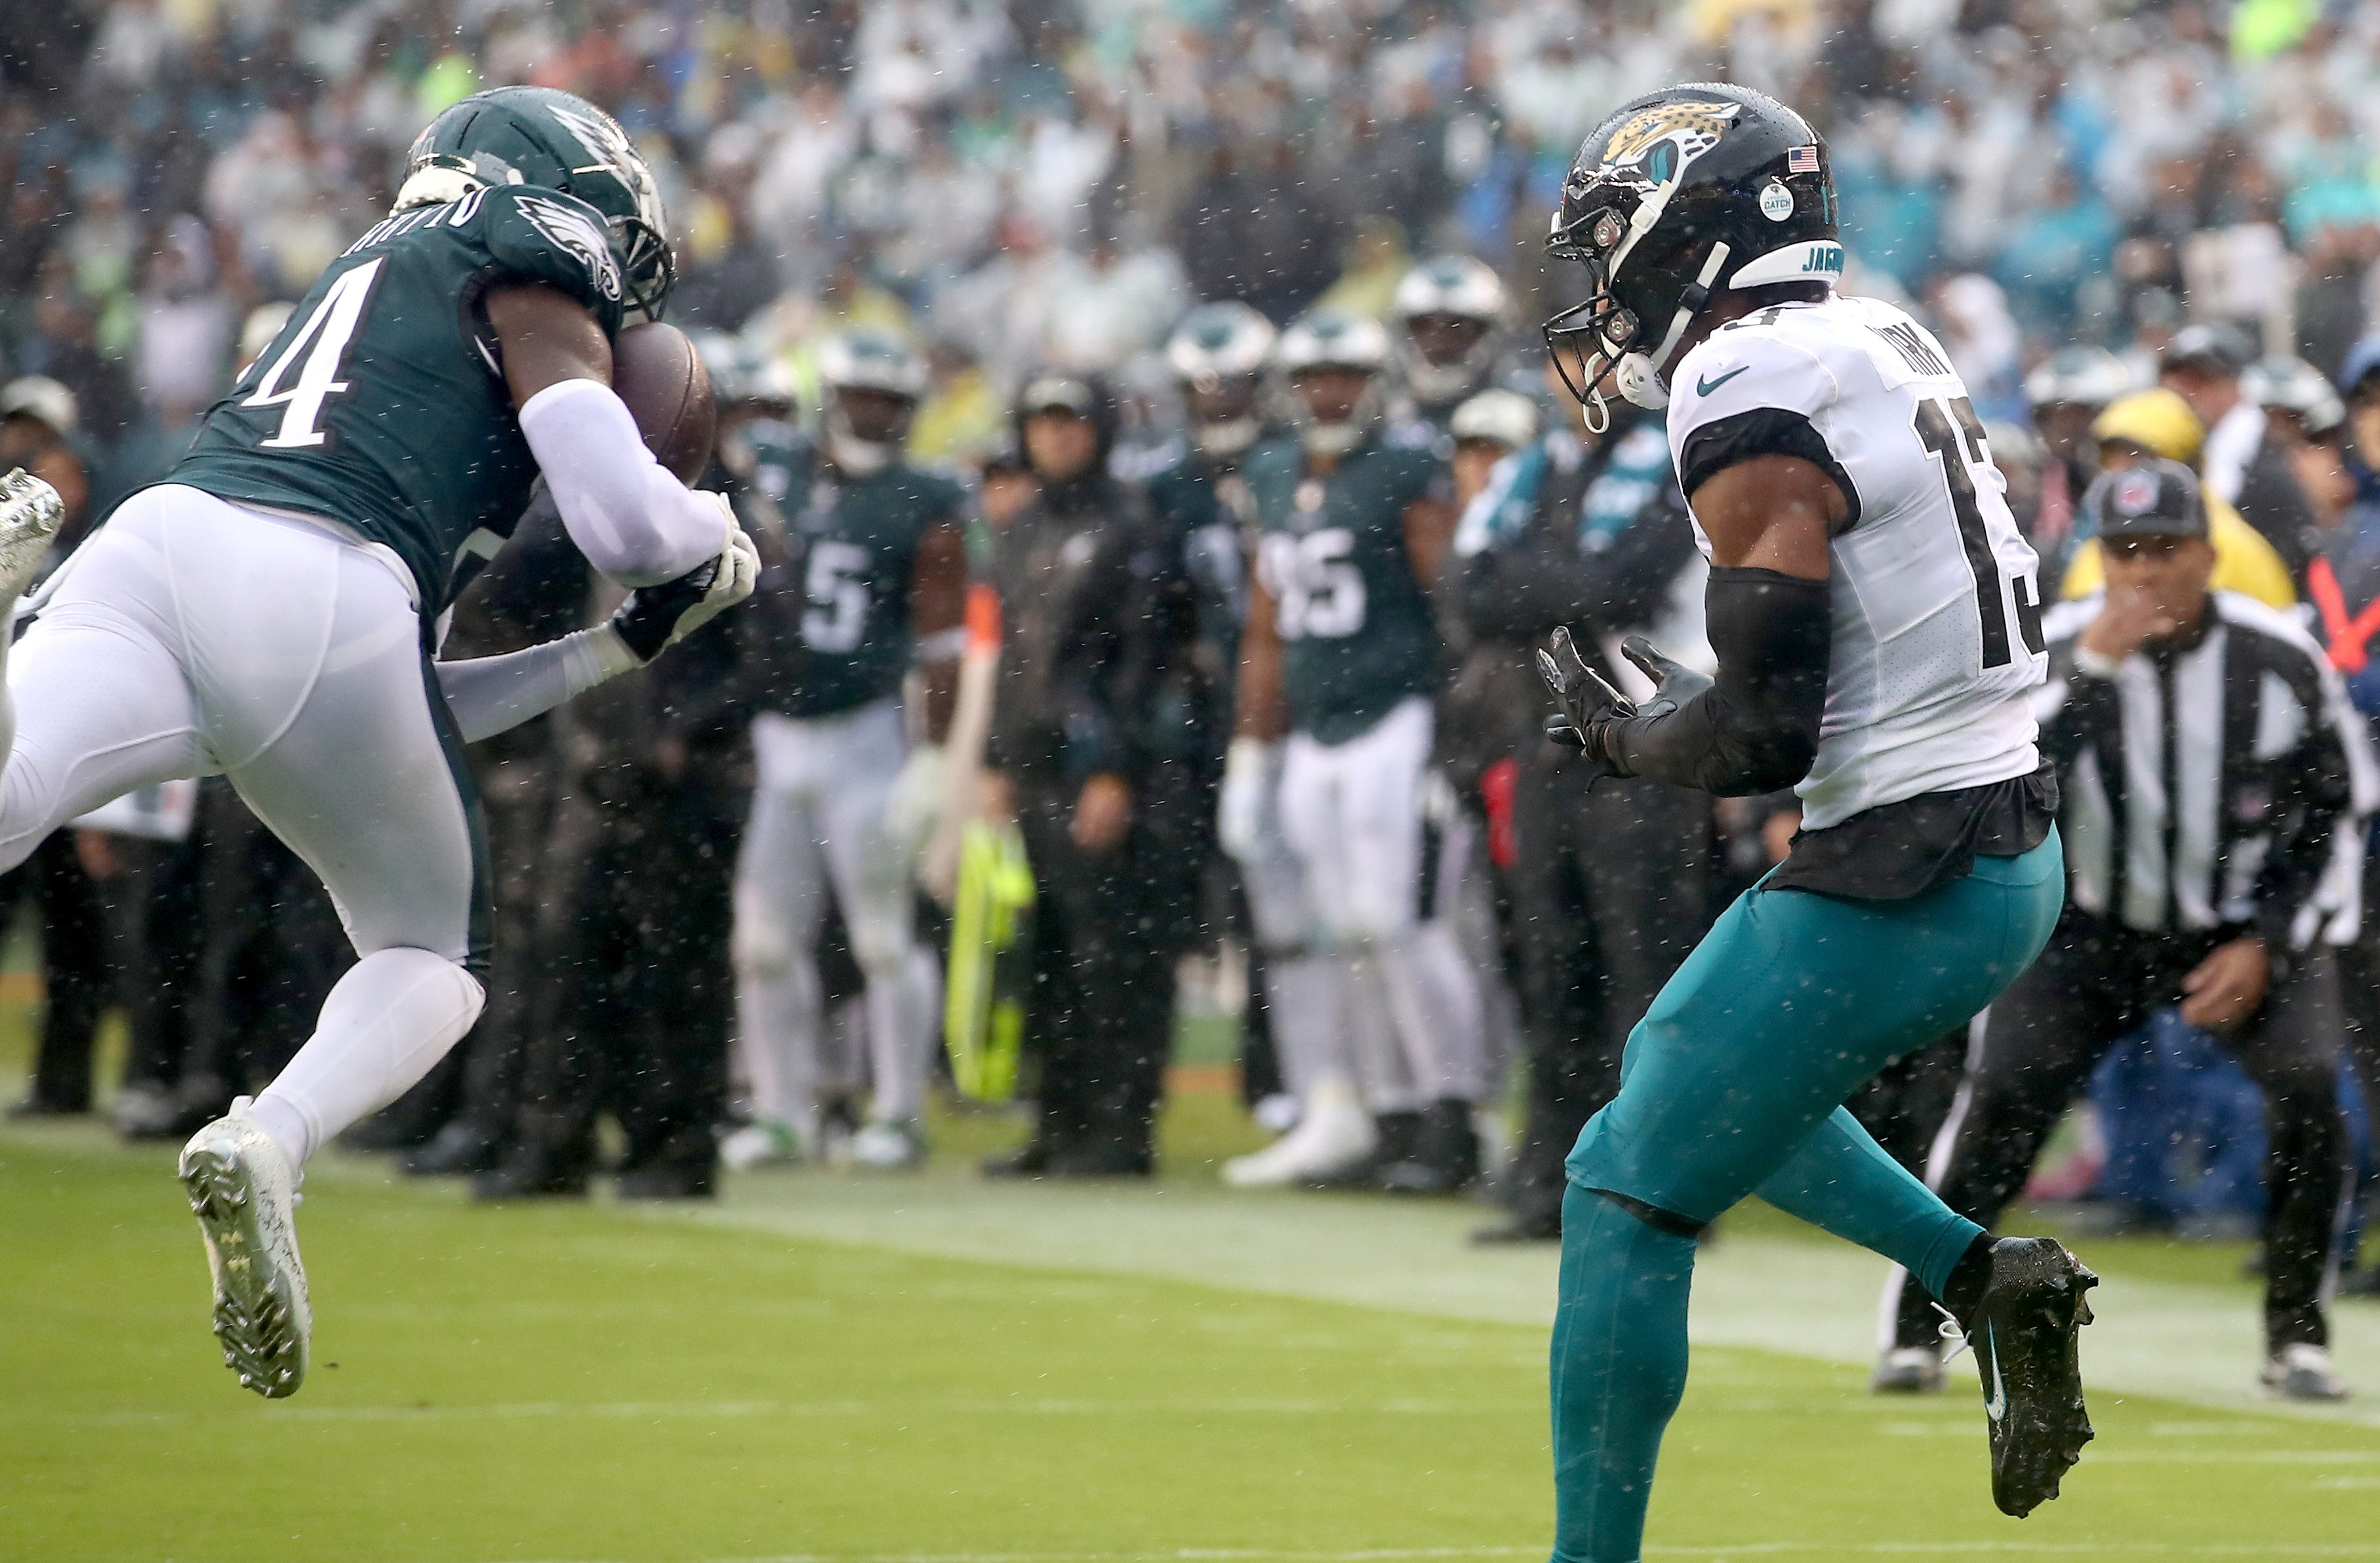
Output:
1536,625,1634,773
1616,634,1713,720
609,498,760,664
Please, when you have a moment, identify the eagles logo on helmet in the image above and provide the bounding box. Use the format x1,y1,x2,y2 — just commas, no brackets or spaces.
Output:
1543,83,1840,432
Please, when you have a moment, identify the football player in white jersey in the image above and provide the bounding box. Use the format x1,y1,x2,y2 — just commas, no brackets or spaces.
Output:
1528,86,2095,1560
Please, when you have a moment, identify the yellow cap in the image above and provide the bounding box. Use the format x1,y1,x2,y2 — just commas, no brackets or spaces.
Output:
2090,388,2205,465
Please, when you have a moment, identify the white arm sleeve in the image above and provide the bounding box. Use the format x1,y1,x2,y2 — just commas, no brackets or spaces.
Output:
516,377,725,586
434,626,641,744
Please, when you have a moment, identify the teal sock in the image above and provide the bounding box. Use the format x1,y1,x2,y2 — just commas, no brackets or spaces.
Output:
1548,1183,1697,1563
1752,1106,1984,1298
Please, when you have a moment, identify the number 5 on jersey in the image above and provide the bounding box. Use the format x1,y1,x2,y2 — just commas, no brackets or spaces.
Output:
802,539,872,653
1914,395,2046,670
240,259,387,450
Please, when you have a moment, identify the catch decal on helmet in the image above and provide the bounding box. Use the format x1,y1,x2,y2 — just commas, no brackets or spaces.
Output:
1544,83,1840,430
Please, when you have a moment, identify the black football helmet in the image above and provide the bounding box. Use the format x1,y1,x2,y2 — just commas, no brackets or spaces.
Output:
1544,83,1840,429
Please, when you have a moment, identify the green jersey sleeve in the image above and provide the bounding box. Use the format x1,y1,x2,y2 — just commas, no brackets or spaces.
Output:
478,186,629,338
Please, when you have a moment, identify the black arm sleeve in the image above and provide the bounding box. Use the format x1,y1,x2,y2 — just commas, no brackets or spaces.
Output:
1602,565,1832,795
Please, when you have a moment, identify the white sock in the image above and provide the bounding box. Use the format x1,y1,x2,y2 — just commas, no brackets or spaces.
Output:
1260,950,1342,1103
735,954,822,1130
251,947,485,1165
243,1093,312,1169
1379,922,1487,1102
1341,949,1423,1114
864,946,940,1124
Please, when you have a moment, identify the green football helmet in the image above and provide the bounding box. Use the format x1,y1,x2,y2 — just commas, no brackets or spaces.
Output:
398,86,676,317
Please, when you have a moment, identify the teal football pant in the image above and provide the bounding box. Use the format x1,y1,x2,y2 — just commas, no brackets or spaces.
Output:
1548,834,2064,1563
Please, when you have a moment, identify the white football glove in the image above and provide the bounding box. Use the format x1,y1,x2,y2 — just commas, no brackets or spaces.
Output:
1217,736,1281,864
884,743,947,859
608,494,759,664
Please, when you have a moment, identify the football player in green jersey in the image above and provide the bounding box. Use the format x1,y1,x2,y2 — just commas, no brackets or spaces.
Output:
0,87,758,1400
722,331,969,1173
1148,304,1353,1169
1222,309,1489,1192
1390,254,1513,434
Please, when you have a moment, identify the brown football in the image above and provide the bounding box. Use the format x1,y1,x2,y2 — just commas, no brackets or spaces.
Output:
612,321,716,481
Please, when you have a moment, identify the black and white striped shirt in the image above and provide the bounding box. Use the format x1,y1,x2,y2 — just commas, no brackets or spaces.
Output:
2036,592,2377,948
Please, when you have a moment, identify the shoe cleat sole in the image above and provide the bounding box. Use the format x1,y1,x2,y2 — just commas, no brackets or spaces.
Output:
179,1134,310,1400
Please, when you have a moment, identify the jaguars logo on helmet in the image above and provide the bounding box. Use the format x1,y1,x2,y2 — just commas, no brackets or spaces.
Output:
399,86,676,317
1544,83,1838,430
1595,100,1743,189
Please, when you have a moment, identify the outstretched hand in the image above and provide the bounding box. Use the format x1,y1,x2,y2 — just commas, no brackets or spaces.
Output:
1619,634,1712,720
1537,626,1635,775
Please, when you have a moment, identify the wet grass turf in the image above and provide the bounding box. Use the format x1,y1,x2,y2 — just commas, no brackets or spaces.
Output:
7,1113,2380,1563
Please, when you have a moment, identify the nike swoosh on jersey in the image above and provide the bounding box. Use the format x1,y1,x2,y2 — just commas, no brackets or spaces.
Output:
1695,366,1749,396
1983,1325,2008,1423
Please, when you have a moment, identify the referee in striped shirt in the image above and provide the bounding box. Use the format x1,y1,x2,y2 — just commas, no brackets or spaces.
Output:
1880,458,2376,1403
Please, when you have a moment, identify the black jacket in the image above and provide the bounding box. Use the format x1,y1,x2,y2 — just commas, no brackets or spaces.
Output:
2036,591,2368,951
981,473,1194,789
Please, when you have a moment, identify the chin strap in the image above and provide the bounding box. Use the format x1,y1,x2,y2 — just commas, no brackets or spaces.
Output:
1615,241,1732,412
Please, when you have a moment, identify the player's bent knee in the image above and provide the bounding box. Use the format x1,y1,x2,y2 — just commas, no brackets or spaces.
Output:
731,895,799,979
847,922,914,979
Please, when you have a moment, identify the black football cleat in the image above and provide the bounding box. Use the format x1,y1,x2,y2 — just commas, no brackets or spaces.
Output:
1949,1236,2097,1518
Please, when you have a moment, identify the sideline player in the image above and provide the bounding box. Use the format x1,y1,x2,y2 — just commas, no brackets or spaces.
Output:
724,330,966,1171
0,87,757,1398
1225,309,1487,1192
1531,85,2094,1557
1148,303,1350,1158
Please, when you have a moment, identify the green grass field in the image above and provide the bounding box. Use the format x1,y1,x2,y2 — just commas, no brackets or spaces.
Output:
7,1008,2380,1561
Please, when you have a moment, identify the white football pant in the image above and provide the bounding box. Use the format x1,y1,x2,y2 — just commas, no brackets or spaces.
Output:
1279,696,1486,1111
1226,740,1352,1107
733,701,937,1138
0,486,514,1164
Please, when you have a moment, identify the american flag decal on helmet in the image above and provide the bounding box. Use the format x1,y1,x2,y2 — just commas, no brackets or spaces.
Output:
1786,145,1821,174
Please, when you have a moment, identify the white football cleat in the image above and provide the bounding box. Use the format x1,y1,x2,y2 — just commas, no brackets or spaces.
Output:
1223,1080,1377,1188
0,467,64,601
178,1106,310,1399
849,1118,927,1171
1872,1343,1946,1394
2263,1343,2351,1402
719,1118,805,1170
